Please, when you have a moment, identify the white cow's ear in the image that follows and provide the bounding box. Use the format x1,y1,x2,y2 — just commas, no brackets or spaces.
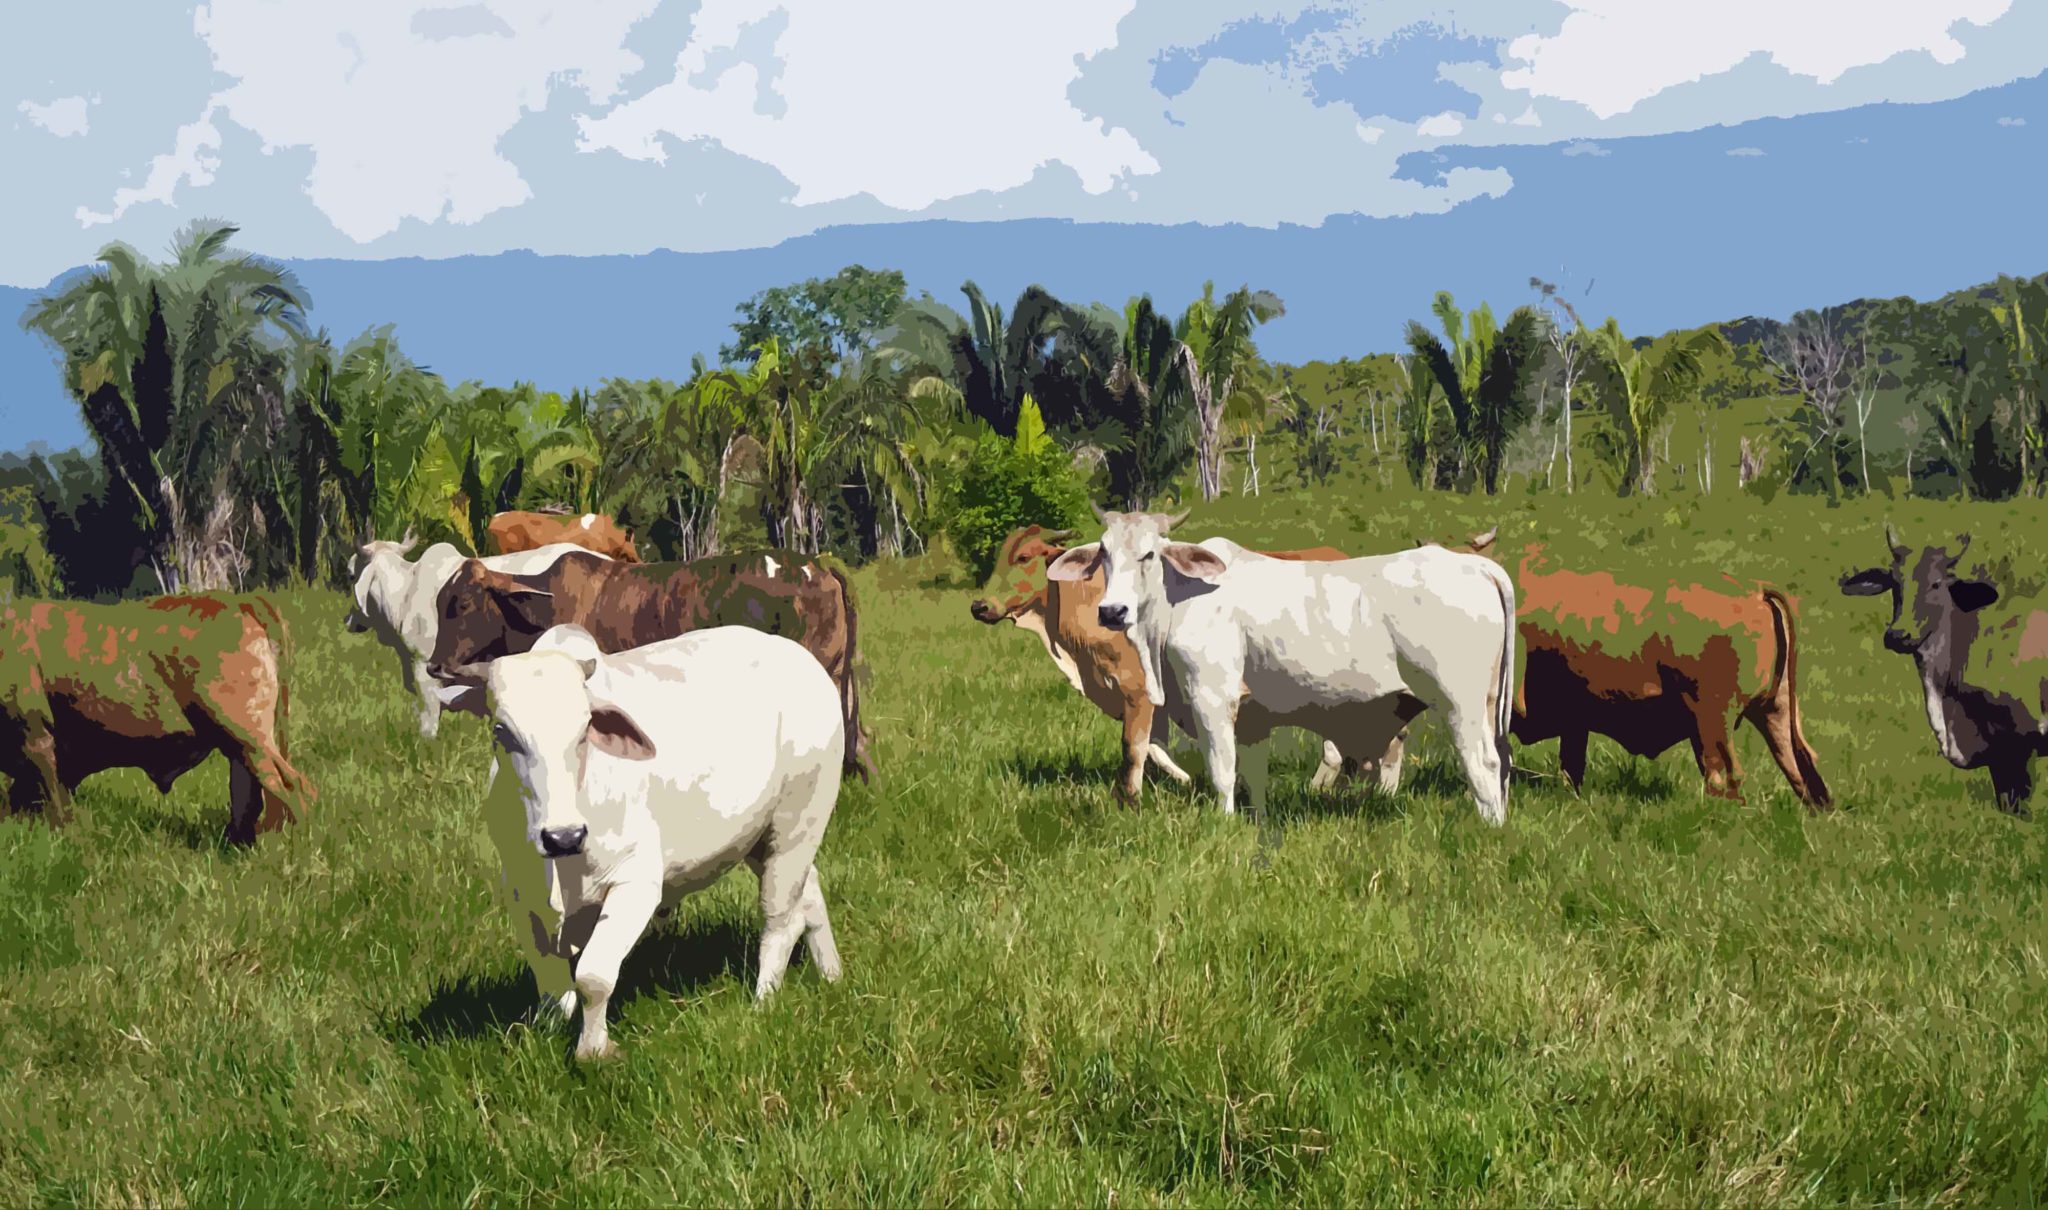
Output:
587,705,657,761
1162,543,1227,580
1045,543,1102,582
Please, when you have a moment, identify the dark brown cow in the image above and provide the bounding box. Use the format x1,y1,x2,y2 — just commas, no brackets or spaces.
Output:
1841,527,2048,814
428,549,873,782
1,594,316,845
1453,529,1831,808
487,510,640,562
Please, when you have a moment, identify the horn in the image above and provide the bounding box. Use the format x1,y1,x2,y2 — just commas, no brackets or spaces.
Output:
1043,528,1079,543
1163,509,1191,531
1090,501,1110,525
1948,531,1972,565
1884,522,1907,556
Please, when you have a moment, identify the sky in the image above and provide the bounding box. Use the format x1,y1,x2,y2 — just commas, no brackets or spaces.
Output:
4,2,2046,449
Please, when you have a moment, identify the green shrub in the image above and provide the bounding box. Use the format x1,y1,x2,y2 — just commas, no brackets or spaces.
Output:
0,486,58,598
937,398,1092,581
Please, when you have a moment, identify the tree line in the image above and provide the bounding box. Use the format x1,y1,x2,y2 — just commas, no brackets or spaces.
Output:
4,220,2042,599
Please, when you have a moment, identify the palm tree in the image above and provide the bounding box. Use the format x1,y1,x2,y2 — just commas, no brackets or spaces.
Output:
1177,282,1284,500
1100,295,1197,509
1404,292,1551,494
324,326,449,544
1587,319,1727,496
22,220,310,589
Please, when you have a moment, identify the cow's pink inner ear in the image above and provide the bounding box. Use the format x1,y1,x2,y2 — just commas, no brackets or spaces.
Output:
1045,544,1102,582
1163,543,1227,579
587,706,656,761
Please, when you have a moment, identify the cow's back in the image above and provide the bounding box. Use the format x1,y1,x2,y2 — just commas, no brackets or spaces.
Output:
1514,553,1778,705
597,628,843,869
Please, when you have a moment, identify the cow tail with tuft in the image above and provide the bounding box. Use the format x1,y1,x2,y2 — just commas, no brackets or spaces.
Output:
1760,585,1831,806
244,593,294,758
815,552,875,785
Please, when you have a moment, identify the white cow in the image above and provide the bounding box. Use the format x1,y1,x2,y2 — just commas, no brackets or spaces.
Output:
1047,509,1517,824
441,623,846,1062
343,536,606,737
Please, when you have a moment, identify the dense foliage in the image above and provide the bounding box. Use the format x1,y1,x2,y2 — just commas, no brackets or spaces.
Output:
9,220,2045,599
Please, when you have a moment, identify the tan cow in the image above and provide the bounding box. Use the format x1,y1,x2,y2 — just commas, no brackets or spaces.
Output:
2,594,316,845
970,525,1403,802
487,510,640,562
1446,527,1830,808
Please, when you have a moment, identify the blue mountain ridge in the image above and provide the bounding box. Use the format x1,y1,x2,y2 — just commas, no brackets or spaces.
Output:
5,70,2042,454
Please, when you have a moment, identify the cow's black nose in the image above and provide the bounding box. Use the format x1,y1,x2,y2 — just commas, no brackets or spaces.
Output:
1883,629,1917,654
1098,603,1128,629
540,825,588,857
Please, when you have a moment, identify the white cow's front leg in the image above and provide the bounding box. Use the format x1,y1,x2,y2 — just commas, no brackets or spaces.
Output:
413,659,442,739
1189,685,1240,815
486,769,572,1017
1309,740,1343,791
570,879,662,1062
1376,732,1407,794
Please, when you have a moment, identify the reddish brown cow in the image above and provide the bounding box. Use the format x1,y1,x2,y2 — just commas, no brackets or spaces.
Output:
1,594,316,845
487,510,640,562
970,525,1393,801
1451,529,1830,808
429,549,873,783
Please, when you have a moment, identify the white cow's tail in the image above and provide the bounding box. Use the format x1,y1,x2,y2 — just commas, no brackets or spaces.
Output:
1485,560,1516,809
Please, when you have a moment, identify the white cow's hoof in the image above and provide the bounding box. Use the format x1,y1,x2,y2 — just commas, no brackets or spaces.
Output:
574,1039,621,1063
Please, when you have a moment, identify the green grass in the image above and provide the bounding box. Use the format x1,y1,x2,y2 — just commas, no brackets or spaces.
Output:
3,480,2047,1206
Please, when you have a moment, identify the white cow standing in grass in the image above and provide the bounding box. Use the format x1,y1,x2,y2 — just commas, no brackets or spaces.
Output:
442,623,846,1062
1047,508,1518,825
343,536,606,738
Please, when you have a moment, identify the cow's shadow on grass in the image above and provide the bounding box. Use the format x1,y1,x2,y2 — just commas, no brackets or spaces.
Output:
394,915,759,1045
1005,749,1129,791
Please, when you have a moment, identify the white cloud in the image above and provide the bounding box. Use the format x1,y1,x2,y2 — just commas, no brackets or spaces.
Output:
18,95,91,138
78,105,224,225
1726,145,1766,155
577,0,1155,209
1502,0,2014,119
1997,114,2027,125
85,1,661,241
24,0,2048,285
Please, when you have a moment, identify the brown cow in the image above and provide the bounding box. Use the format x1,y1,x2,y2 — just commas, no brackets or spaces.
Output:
1,594,316,845
1450,528,1830,808
487,510,640,562
970,525,1400,802
428,549,873,783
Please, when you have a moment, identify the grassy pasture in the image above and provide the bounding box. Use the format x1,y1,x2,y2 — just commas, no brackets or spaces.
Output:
1,484,2046,1206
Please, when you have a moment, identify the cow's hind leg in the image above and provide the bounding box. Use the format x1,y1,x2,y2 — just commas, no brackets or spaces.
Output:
569,881,662,1062
2,716,69,825
795,865,842,983
752,764,842,1001
1445,703,1508,826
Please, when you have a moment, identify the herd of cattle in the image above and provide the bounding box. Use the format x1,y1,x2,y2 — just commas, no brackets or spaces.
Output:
2,504,2043,1059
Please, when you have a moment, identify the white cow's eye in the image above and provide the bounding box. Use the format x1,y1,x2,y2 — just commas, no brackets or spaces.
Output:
492,723,516,749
